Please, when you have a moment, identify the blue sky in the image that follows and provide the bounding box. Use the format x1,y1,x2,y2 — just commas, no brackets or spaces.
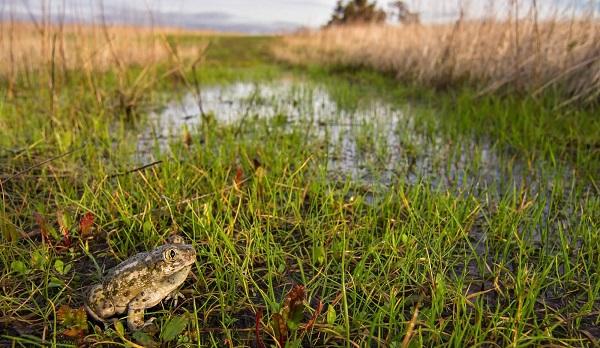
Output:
1,1,597,33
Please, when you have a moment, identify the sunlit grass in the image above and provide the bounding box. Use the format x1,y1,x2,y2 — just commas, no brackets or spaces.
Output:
0,26,599,347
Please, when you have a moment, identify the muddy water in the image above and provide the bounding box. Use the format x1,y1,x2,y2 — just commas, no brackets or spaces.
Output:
138,80,559,193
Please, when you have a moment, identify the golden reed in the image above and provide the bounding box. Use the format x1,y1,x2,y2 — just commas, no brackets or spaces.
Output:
275,19,600,103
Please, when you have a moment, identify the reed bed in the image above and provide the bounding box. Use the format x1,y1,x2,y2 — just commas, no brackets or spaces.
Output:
0,21,216,121
275,20,600,103
0,22,209,74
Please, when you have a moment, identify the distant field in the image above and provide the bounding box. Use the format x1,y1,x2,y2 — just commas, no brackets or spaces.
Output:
0,21,599,347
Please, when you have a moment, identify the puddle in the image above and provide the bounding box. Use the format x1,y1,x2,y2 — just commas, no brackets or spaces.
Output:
138,80,562,195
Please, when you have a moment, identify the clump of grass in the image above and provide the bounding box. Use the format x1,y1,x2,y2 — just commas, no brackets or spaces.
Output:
275,18,600,104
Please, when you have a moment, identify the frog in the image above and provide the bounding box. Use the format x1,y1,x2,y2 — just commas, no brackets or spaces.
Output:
85,238,196,330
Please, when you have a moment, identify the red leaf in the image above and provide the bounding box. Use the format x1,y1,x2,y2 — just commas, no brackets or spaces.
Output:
62,232,71,247
282,284,305,321
79,212,94,237
234,165,244,188
304,300,323,332
273,284,305,345
255,309,265,348
33,212,49,242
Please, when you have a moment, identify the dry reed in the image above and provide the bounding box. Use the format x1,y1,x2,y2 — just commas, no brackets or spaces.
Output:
1,22,211,75
275,20,600,103
0,21,211,113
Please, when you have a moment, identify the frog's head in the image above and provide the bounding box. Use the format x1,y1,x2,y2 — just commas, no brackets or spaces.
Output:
156,244,196,275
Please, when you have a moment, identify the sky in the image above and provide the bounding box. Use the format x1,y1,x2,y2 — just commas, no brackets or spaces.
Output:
1,0,597,33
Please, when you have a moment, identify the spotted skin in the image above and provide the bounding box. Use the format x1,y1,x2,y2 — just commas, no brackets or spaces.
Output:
85,242,196,330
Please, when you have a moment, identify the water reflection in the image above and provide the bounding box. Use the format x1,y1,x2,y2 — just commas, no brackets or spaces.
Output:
138,80,568,193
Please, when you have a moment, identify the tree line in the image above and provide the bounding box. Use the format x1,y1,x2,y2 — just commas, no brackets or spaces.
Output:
327,0,420,26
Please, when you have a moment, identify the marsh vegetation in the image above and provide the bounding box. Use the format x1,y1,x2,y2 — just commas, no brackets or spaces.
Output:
0,5,599,347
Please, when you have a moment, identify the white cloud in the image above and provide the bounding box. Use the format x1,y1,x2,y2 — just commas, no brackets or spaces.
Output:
1,0,597,32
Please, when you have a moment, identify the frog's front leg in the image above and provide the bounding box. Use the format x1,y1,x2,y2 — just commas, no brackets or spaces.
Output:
126,306,148,331
127,290,165,330
163,266,193,307
164,289,185,307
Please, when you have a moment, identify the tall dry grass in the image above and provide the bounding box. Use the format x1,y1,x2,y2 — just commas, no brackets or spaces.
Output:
275,19,600,104
0,21,209,74
0,20,210,112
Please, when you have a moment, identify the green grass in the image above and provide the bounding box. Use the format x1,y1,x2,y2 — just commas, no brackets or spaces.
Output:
1,34,599,347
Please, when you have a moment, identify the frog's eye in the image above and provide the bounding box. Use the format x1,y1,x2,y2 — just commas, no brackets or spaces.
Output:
164,248,178,261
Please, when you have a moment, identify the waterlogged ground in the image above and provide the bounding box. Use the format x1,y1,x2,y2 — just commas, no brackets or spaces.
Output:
131,79,599,340
140,80,558,193
2,71,599,347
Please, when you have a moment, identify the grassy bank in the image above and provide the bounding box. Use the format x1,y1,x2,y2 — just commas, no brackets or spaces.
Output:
1,23,599,347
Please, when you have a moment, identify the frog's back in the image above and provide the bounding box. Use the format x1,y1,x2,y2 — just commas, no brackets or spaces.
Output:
102,250,158,305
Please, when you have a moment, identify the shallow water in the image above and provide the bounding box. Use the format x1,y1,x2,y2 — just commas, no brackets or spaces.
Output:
136,82,594,319
138,80,570,196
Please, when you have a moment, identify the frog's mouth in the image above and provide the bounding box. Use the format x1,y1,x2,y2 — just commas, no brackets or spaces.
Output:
176,245,197,268
182,245,197,264
183,254,196,267
165,256,195,275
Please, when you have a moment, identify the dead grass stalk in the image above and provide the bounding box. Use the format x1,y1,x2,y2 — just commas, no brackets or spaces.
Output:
275,19,600,103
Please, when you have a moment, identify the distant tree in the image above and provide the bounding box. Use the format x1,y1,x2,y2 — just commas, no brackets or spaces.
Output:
388,1,420,24
327,0,387,26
